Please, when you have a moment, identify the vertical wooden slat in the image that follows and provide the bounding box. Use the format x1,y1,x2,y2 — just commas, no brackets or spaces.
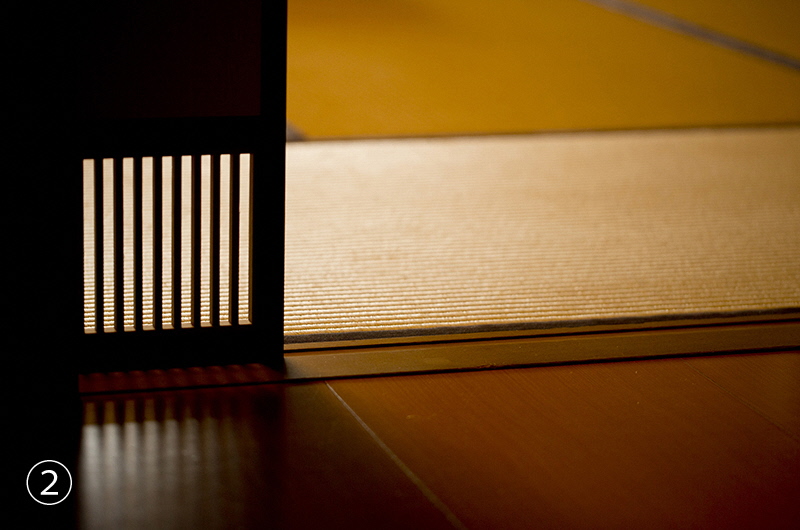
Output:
142,157,155,330
86,151,261,334
218,154,232,326
122,157,136,331
102,158,116,333
161,156,175,330
83,159,97,334
238,153,253,325
180,155,194,328
200,154,213,327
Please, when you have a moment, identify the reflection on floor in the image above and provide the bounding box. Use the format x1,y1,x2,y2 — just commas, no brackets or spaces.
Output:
76,353,800,528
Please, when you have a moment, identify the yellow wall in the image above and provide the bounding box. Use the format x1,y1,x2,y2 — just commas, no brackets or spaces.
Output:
287,0,800,137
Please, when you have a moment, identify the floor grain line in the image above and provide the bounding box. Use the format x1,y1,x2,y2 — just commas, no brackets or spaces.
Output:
682,358,800,444
325,382,468,530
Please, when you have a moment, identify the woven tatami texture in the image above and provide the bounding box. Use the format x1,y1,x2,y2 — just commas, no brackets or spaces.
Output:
284,127,800,343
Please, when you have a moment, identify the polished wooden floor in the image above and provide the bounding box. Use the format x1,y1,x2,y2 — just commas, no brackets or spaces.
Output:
73,352,800,528
19,0,800,527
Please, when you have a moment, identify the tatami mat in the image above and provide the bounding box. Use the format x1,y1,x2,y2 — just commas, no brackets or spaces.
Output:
285,127,800,343
287,0,800,137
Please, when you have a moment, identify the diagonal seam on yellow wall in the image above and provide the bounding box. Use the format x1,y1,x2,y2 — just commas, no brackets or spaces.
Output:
581,0,800,71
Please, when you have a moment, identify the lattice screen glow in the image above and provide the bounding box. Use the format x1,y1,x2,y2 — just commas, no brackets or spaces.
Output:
82,154,253,333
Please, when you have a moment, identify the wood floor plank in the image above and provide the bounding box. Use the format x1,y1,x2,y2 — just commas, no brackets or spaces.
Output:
330,356,800,529
78,383,454,529
684,351,800,441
